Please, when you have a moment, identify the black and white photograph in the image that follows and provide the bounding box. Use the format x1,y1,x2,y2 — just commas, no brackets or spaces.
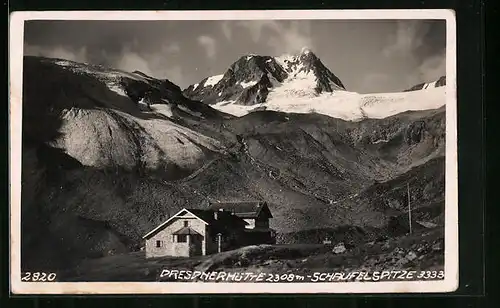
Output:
9,10,458,294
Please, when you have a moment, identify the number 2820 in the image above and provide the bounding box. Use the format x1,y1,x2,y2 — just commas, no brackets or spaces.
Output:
21,272,57,282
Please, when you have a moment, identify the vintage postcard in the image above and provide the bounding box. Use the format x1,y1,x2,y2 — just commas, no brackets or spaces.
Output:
9,9,458,294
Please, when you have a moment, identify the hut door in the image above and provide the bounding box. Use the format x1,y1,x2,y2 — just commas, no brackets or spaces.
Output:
189,235,203,256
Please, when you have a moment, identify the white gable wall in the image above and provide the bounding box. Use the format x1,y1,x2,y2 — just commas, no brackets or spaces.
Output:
145,215,207,258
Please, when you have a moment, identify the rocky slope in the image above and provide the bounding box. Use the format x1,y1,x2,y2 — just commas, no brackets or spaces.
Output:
21,56,445,272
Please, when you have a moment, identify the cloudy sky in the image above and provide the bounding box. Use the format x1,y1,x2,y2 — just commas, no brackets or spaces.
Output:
24,19,446,93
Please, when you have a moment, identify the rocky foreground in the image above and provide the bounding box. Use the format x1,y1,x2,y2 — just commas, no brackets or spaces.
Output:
60,227,443,282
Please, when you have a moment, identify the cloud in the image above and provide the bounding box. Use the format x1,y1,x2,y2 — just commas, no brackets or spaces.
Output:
112,48,184,83
197,35,217,59
268,21,313,54
115,48,151,74
417,51,446,81
23,21,192,86
382,20,428,58
220,21,233,40
159,66,183,84
359,73,390,93
239,21,282,42
383,20,446,84
26,43,185,85
25,44,88,63
223,20,314,55
162,42,180,54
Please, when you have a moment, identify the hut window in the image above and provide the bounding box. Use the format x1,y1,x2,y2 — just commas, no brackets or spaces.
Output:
156,240,162,248
184,220,189,227
177,234,187,243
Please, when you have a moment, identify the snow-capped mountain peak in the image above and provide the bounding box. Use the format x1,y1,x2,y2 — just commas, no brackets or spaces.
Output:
182,49,446,121
274,48,345,93
183,48,345,106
